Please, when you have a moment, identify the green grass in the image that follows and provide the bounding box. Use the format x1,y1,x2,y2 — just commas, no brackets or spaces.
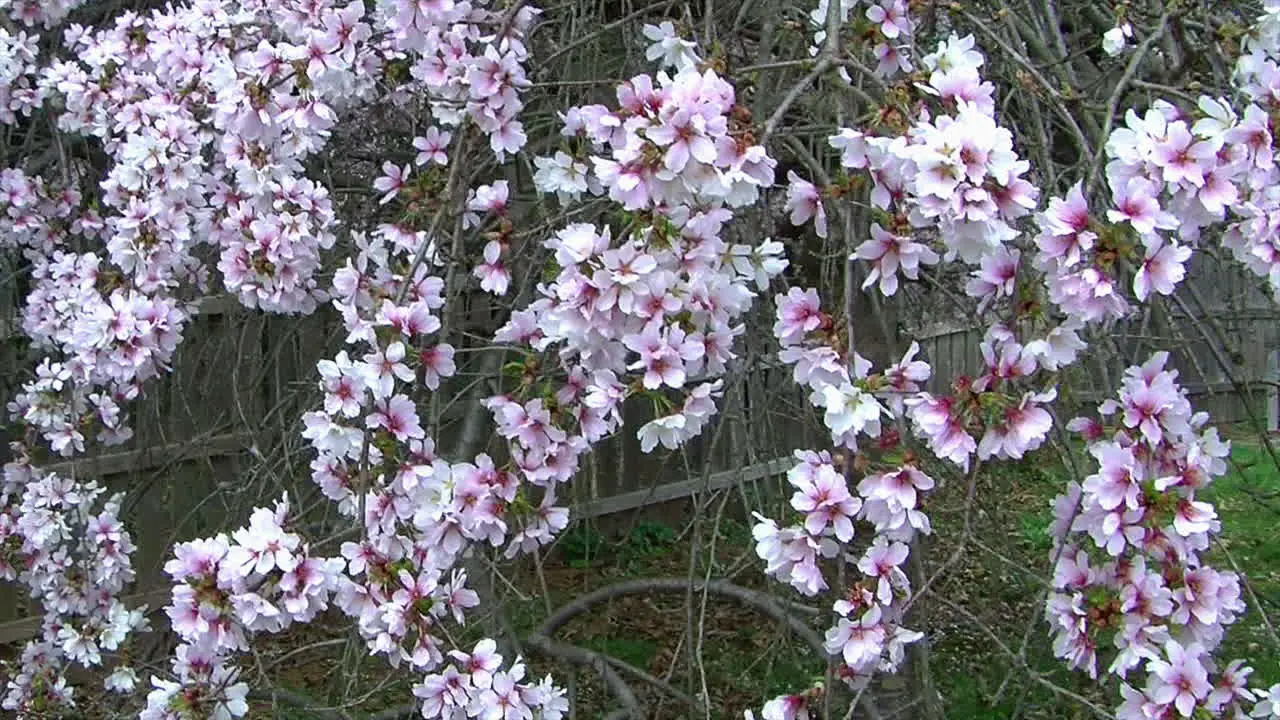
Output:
513,515,823,719
438,434,1280,720
925,434,1280,719
1200,439,1280,687
558,524,605,568
618,521,678,565
583,635,660,668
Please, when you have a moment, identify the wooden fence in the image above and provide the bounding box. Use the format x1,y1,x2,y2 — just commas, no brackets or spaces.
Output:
917,320,1279,427
0,291,818,638
915,255,1280,428
2,252,1276,644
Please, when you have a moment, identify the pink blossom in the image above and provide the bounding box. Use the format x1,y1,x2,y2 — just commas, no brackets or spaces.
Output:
1206,660,1256,713
759,694,810,720
857,223,939,296
785,171,827,238
906,394,976,470
475,240,511,296
646,107,721,173
857,465,935,512
1152,121,1217,187
857,538,910,604
1147,641,1212,717
1083,443,1144,511
978,390,1054,460
873,42,912,77
367,394,425,442
773,287,825,345
1108,178,1175,235
419,344,456,391
1134,238,1191,301
373,162,410,205
413,127,452,166
1226,104,1274,169
965,246,1019,309
790,462,860,542
825,605,888,669
866,0,911,39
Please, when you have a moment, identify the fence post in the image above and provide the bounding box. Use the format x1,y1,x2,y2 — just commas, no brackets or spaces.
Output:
1268,349,1279,434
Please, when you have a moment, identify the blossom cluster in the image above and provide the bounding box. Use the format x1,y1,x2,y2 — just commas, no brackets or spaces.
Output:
785,33,1079,473
5,0,542,450
148,214,571,719
753,2,1280,716
1047,353,1280,719
413,640,567,720
495,208,785,461
1,169,184,457
507,28,786,463
1218,7,1280,295
291,219,569,719
383,0,540,161
751,451,928,686
2,0,1280,718
1,448,145,715
0,25,42,123
303,223,479,651
788,34,1032,269
1030,8,1280,319
493,46,790,493
806,0,915,79
144,494,342,719
531,46,775,213
488,32,813,709
4,0,88,29
752,292,938,700
1,0,542,715
756,35,1087,711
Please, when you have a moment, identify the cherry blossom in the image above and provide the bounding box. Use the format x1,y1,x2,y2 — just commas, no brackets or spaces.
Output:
2,2,1279,719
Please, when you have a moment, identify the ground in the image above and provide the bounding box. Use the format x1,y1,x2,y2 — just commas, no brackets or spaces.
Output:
49,429,1280,719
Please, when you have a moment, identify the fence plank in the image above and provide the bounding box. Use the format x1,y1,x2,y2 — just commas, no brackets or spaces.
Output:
0,455,795,646
0,588,173,646
41,432,253,479
576,456,791,519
